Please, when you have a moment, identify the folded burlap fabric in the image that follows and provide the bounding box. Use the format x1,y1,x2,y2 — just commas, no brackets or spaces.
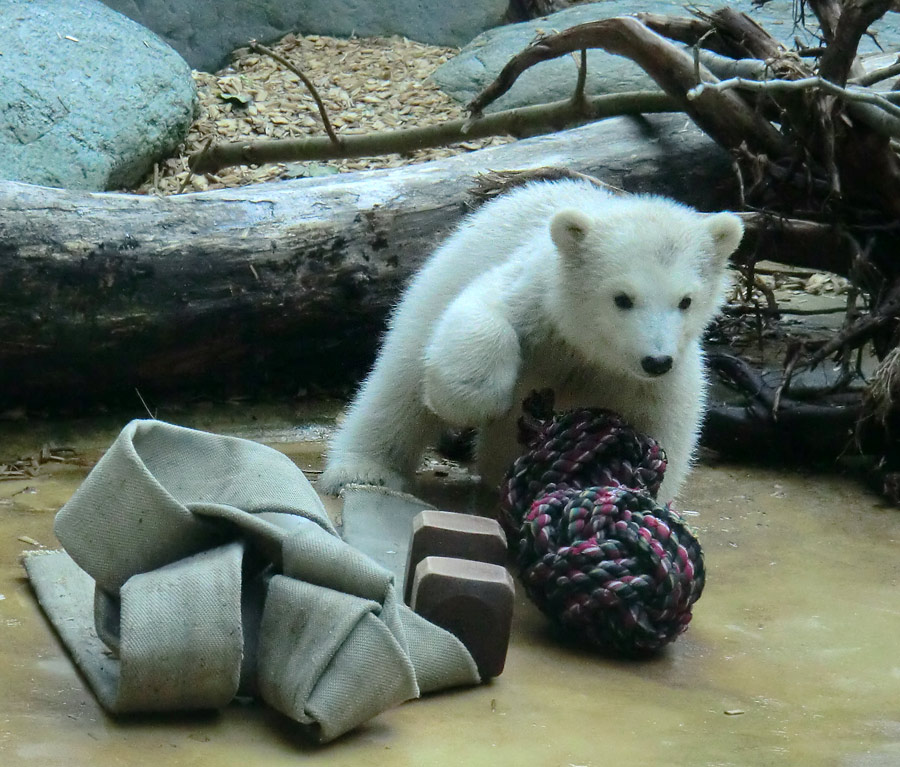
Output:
24,419,479,742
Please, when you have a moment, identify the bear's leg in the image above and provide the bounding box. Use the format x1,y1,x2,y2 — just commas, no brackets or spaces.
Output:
647,410,699,502
633,360,707,502
423,297,521,427
320,350,443,495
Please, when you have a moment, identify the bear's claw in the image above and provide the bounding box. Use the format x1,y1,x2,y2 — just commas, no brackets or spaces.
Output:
318,459,406,496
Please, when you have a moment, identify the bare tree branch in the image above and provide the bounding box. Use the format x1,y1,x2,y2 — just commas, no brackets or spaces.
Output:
190,89,677,173
815,0,894,86
635,13,717,49
573,48,588,106
852,55,900,86
805,281,900,368
249,39,342,146
467,16,788,157
722,304,850,316
698,51,900,98
688,75,900,136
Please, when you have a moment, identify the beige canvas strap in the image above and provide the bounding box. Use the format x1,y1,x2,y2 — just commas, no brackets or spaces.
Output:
30,419,478,742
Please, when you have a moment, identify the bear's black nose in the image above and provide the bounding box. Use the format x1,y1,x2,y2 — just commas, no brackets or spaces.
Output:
641,355,673,376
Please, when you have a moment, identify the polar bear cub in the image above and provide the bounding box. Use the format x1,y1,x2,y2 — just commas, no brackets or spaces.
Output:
321,179,743,500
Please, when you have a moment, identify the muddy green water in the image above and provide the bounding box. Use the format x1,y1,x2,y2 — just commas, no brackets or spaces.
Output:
1,405,898,766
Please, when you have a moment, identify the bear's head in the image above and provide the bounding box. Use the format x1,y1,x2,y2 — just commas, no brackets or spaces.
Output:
548,197,744,381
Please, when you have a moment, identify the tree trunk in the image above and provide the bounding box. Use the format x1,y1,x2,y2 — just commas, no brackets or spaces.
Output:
0,115,735,410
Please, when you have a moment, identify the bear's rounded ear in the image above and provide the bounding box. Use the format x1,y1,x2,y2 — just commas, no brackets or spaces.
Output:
705,212,744,265
550,209,592,259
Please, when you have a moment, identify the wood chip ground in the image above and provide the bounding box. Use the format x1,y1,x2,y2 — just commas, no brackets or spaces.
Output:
133,34,511,195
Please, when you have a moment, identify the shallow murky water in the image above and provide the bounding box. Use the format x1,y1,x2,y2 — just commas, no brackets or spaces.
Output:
1,405,898,766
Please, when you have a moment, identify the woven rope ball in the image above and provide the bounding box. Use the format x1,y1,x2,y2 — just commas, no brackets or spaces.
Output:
499,391,705,655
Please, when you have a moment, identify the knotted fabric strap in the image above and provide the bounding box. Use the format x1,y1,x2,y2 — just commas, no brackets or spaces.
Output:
27,419,479,742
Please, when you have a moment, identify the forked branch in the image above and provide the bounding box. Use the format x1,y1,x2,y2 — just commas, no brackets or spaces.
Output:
467,16,787,157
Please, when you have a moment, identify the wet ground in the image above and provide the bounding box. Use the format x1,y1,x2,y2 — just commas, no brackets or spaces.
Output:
1,402,898,767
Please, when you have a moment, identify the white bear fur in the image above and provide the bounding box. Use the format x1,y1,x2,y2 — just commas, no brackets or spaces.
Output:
321,179,743,500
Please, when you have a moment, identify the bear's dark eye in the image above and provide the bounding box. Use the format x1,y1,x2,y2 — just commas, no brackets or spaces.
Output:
678,296,692,311
614,294,634,310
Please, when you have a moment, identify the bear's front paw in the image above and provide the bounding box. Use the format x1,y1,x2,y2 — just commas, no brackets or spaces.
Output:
423,303,521,426
422,362,516,426
318,458,406,496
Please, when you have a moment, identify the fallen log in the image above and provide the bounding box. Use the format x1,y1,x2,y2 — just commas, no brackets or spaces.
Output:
1,115,743,410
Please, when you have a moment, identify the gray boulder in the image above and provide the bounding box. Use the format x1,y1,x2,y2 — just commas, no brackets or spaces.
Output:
99,0,510,72
433,0,900,112
1,0,196,191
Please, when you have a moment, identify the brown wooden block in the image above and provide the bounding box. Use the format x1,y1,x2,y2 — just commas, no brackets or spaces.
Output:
410,556,515,680
403,510,507,604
